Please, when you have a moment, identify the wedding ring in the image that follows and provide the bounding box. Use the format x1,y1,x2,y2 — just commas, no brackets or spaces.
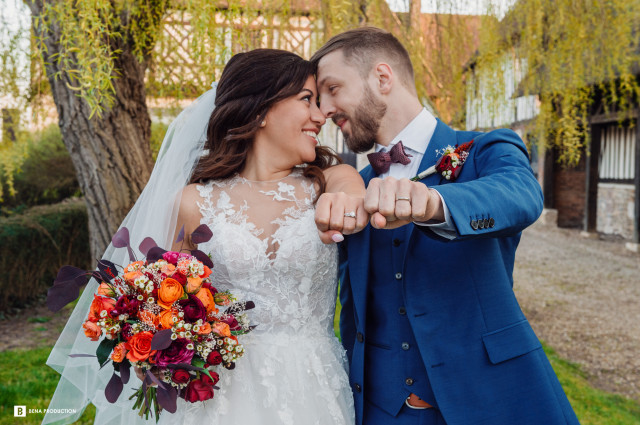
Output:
344,211,357,218
396,196,411,202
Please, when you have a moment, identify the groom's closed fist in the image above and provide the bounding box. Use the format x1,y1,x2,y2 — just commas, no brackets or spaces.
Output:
364,177,444,229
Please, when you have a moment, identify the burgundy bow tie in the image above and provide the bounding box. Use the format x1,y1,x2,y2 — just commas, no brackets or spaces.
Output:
367,141,413,175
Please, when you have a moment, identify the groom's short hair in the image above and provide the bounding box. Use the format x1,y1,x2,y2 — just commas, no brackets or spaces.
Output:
310,27,416,93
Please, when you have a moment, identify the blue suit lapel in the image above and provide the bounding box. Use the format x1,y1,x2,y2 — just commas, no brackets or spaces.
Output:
413,119,457,187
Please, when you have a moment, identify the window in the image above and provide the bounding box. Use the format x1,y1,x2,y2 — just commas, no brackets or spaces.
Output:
599,124,636,182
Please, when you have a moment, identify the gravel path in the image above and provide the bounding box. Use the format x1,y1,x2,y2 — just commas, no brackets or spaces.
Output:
2,222,639,401
513,221,640,401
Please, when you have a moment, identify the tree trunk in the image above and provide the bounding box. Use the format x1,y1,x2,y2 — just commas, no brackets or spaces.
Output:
29,1,154,261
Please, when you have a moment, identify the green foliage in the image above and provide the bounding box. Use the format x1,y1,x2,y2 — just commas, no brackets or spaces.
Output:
477,0,640,165
543,344,640,424
1,125,80,213
0,347,95,424
150,121,169,160
0,198,90,312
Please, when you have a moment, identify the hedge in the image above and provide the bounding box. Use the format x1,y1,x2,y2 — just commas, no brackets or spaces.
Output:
0,198,90,312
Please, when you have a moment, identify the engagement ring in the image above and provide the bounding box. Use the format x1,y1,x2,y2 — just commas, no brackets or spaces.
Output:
344,211,357,218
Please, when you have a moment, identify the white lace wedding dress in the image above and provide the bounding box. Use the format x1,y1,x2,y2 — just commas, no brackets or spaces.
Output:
159,168,354,425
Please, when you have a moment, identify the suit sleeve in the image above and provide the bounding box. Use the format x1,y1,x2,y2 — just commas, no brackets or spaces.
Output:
337,239,355,363
419,129,543,240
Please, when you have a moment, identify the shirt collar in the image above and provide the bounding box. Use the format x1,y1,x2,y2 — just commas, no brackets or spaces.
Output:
375,108,437,154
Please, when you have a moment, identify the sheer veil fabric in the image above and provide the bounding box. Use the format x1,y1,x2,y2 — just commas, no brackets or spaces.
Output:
43,85,217,425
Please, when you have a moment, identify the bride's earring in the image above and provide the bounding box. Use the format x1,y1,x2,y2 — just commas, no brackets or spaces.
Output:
260,119,266,127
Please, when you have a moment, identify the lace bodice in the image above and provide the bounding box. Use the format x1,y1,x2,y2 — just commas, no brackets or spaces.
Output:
196,168,339,337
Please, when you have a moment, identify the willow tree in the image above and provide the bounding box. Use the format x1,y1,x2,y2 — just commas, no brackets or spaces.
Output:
475,0,640,165
5,0,480,257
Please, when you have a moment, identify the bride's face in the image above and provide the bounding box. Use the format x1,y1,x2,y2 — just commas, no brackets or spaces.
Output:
258,76,326,166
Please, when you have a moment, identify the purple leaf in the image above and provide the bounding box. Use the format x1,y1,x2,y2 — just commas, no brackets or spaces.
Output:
55,265,87,283
175,225,185,244
119,361,130,384
47,280,81,312
97,260,118,282
139,237,158,257
126,246,136,263
112,227,130,248
225,300,255,315
147,246,168,263
190,224,213,244
69,354,97,358
150,329,173,351
165,363,205,372
190,249,213,268
105,372,124,403
145,370,166,390
157,386,178,413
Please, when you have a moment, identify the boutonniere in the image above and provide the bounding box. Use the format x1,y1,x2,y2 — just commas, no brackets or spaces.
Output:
410,140,474,182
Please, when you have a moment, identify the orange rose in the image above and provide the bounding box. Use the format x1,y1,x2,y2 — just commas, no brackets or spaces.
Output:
97,282,115,297
125,331,156,363
111,342,128,363
211,322,231,337
200,265,212,279
124,261,144,273
83,320,102,341
158,309,179,329
138,310,159,328
186,277,203,294
158,278,184,309
88,295,116,322
123,261,144,284
194,287,217,314
195,322,212,335
161,263,176,276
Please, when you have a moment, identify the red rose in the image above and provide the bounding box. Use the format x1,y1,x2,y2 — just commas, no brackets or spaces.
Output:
206,350,223,366
172,369,191,384
202,372,219,386
183,378,214,402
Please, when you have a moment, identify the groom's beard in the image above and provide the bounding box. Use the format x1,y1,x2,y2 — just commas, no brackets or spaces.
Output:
335,85,387,154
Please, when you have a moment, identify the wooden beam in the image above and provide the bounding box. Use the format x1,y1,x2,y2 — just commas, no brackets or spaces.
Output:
634,113,640,244
584,124,601,232
589,108,640,125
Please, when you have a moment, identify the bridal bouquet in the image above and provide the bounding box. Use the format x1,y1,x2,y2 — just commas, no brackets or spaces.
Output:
47,224,254,421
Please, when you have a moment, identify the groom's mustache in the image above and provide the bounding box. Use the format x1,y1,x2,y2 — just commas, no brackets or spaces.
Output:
331,113,349,127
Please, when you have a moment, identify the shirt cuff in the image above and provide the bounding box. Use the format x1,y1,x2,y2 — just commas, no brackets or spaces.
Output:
413,190,457,240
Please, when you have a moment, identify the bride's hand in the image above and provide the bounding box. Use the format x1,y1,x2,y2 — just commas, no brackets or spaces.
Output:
134,366,161,387
315,192,368,244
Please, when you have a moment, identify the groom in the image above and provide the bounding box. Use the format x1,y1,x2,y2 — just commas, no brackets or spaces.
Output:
312,28,580,425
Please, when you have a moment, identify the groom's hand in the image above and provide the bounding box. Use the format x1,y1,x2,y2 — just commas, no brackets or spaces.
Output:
315,192,368,244
365,177,444,229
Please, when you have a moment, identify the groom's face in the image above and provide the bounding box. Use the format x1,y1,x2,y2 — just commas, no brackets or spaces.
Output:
316,50,387,153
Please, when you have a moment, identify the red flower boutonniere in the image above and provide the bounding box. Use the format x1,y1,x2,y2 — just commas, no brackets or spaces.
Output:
410,140,474,182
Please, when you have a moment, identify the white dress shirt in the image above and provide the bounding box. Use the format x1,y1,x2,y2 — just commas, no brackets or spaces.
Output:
373,108,457,239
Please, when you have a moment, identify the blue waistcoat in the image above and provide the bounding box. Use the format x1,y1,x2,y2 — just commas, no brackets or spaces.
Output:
365,225,436,416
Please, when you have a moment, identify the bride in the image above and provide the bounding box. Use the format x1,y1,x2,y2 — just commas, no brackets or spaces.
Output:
44,49,366,424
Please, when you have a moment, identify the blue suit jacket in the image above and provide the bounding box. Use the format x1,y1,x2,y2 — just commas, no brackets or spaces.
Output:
339,120,580,425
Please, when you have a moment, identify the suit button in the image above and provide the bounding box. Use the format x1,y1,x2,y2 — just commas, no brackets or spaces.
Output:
395,272,402,280
354,383,362,393
478,219,485,229
483,218,489,228
489,218,495,227
356,332,364,343
405,378,414,386
393,238,401,247
470,219,479,230
398,307,406,315
401,342,410,350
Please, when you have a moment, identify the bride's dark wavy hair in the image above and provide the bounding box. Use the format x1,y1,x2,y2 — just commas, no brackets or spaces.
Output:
189,49,341,197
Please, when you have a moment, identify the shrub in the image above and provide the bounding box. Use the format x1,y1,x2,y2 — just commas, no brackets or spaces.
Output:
1,125,80,213
0,198,90,313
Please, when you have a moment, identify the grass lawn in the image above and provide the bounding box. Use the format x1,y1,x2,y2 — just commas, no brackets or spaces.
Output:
2,305,638,424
